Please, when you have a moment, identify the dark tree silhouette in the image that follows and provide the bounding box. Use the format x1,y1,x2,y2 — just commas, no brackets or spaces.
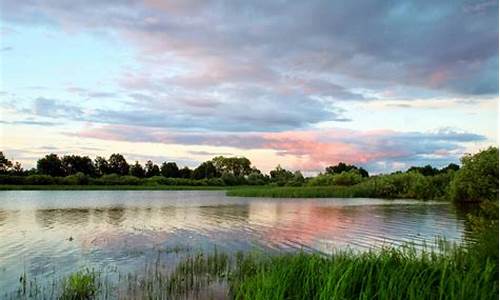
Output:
108,153,129,176
161,162,180,178
37,153,65,176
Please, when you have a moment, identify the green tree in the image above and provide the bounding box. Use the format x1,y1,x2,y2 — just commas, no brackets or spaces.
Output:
270,165,295,186
94,156,110,176
160,162,180,178
108,153,129,176
61,155,95,176
0,151,13,174
37,153,65,176
325,162,369,177
10,161,24,175
178,166,193,179
144,160,160,177
449,147,499,203
129,161,145,178
192,161,218,179
212,156,253,176
406,165,439,176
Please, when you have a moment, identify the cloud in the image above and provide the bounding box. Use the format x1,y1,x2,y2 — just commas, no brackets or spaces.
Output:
32,97,82,118
2,0,496,106
74,124,486,172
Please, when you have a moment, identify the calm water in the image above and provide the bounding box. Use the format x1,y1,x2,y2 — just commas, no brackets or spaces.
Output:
0,190,469,293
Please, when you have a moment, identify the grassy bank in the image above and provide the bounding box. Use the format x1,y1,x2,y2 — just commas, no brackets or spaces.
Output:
0,184,228,191
10,242,498,300
226,186,360,198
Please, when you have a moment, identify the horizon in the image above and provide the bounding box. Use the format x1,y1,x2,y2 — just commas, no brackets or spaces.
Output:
1,0,498,174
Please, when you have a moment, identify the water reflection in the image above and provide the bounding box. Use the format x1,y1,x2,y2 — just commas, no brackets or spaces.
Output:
0,191,469,293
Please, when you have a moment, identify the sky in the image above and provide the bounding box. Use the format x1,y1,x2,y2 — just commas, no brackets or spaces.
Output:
0,0,498,174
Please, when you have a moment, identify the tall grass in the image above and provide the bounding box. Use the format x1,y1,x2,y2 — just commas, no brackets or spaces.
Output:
230,247,498,300
226,186,373,198
9,241,497,300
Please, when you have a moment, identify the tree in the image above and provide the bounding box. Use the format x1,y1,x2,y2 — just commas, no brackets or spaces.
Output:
212,156,252,176
129,161,145,178
178,166,193,179
407,165,439,176
0,151,13,174
94,156,110,176
270,165,295,185
449,147,499,203
144,160,160,177
161,162,180,178
108,153,129,175
192,161,218,179
440,163,460,173
37,153,65,176
10,162,24,175
326,162,369,177
61,155,95,176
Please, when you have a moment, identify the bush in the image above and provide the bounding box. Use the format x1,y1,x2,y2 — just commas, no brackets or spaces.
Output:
25,175,58,185
92,174,142,185
308,170,363,187
449,147,499,203
221,172,239,186
62,172,90,185
0,175,25,184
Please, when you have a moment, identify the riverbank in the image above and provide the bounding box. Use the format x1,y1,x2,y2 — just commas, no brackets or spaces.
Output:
0,184,227,191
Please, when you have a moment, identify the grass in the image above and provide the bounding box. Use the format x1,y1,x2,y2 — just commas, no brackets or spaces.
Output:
226,186,369,198
59,269,100,300
8,241,498,300
230,247,498,300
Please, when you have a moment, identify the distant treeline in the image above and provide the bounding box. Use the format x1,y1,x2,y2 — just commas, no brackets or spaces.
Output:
0,148,497,202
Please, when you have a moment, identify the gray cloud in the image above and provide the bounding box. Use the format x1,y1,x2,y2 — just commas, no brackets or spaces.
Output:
1,1,496,133
32,97,82,118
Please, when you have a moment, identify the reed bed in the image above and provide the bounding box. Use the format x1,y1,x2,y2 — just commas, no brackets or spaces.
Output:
6,241,497,300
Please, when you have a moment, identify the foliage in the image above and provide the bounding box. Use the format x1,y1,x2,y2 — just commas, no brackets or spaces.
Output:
449,147,499,203
192,161,219,179
325,162,369,177
178,166,193,179
144,160,160,177
37,154,65,177
94,156,110,176
59,269,100,300
62,172,90,185
212,156,253,176
0,151,13,174
161,162,180,178
61,155,95,176
129,161,145,178
246,172,268,185
107,153,129,176
269,165,295,186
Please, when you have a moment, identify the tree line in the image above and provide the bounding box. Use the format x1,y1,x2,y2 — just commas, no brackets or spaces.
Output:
0,151,463,184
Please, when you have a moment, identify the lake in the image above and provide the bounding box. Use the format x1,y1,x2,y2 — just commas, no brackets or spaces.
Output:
0,190,470,295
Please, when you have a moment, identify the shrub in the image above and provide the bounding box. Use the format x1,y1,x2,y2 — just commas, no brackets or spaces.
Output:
0,175,25,184
62,172,90,185
24,175,57,185
449,147,499,203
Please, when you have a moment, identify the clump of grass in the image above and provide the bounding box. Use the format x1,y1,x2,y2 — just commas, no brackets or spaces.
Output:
230,246,498,300
59,269,100,300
